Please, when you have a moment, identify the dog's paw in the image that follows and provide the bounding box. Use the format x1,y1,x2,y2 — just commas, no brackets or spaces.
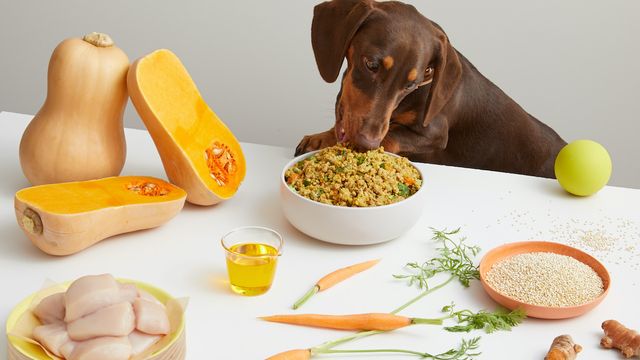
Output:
295,130,337,156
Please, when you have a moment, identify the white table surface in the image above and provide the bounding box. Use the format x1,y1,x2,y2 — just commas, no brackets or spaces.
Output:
1,111,639,360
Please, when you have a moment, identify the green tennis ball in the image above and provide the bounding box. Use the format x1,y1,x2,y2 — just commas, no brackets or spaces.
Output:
554,140,612,196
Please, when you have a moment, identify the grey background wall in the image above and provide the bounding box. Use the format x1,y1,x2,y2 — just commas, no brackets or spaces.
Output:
1,0,638,188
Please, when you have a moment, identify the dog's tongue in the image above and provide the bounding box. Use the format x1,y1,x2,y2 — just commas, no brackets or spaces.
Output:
337,127,347,143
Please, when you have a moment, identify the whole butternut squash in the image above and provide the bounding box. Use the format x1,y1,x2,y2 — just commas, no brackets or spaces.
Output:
128,49,246,206
19,32,129,185
14,176,187,256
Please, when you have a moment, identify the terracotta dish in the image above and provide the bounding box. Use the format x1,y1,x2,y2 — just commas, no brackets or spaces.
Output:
479,241,610,319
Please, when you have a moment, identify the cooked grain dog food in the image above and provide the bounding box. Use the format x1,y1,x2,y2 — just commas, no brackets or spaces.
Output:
285,145,421,207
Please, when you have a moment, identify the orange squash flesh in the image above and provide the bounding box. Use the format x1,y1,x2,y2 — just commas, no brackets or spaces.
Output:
14,176,187,256
127,49,246,205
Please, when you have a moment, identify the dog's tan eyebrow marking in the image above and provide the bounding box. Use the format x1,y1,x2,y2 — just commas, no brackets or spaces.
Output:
383,56,394,70
407,68,418,82
393,111,417,125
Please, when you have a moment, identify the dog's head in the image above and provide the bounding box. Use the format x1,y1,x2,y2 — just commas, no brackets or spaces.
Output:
312,0,462,150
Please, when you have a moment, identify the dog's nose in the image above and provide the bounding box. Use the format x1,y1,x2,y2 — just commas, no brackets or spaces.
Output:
353,133,382,150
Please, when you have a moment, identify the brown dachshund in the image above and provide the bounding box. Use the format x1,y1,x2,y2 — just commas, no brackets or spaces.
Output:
295,0,566,178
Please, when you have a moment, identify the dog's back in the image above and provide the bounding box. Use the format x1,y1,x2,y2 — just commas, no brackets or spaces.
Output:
428,51,566,178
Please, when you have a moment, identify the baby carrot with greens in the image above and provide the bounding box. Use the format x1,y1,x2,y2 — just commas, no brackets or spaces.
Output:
293,258,380,309
262,306,523,333
266,349,311,360
266,337,481,360
261,313,443,331
267,228,525,359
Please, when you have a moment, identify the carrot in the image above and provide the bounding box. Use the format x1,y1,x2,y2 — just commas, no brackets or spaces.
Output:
292,258,380,309
266,349,311,360
261,313,442,331
316,258,381,290
404,176,416,186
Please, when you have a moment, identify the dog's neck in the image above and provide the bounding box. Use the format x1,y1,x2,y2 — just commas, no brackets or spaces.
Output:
439,52,527,131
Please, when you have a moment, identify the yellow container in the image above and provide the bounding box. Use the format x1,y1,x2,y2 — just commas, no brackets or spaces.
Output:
221,226,283,296
6,279,186,360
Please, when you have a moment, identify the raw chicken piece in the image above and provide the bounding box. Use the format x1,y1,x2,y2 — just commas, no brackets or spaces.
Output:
67,302,135,341
33,292,65,324
65,274,121,322
60,341,76,359
129,330,162,356
138,289,162,305
133,298,170,335
118,283,138,303
32,323,70,357
68,336,131,360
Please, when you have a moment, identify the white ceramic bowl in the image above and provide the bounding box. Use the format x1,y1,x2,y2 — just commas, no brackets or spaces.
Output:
280,150,428,245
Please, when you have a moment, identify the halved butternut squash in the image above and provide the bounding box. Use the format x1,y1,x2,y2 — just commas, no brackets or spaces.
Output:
127,49,246,206
14,176,186,256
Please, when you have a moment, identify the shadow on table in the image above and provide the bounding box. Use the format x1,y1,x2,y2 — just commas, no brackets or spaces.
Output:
207,272,233,295
0,220,52,261
180,190,370,250
281,220,398,251
536,178,592,200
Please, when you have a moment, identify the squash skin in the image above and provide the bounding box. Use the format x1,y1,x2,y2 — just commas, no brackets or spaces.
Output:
19,35,129,185
127,49,245,206
14,176,186,256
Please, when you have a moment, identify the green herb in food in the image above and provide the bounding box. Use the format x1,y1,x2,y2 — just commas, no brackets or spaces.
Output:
398,183,410,196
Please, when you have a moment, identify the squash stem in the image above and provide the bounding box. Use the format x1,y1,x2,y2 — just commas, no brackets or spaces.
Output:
21,208,43,235
82,32,114,47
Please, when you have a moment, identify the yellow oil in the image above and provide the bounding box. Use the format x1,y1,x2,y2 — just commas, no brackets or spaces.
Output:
225,243,279,296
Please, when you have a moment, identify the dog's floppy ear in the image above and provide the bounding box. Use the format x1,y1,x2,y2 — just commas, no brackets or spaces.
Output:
423,27,463,127
312,0,375,83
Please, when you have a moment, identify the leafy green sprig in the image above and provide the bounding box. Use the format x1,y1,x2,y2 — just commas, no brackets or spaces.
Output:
394,228,480,289
441,303,526,333
392,227,480,314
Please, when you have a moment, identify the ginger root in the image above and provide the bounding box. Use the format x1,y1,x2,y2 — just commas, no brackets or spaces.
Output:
545,335,582,360
601,320,640,358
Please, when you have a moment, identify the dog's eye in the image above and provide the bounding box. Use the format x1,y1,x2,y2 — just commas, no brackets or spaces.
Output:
363,57,380,73
424,67,433,77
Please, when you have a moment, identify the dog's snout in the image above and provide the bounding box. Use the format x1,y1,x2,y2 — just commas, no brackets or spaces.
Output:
353,133,382,150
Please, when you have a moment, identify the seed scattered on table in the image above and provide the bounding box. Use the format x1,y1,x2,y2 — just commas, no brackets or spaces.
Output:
485,252,604,307
578,229,615,251
491,209,640,271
